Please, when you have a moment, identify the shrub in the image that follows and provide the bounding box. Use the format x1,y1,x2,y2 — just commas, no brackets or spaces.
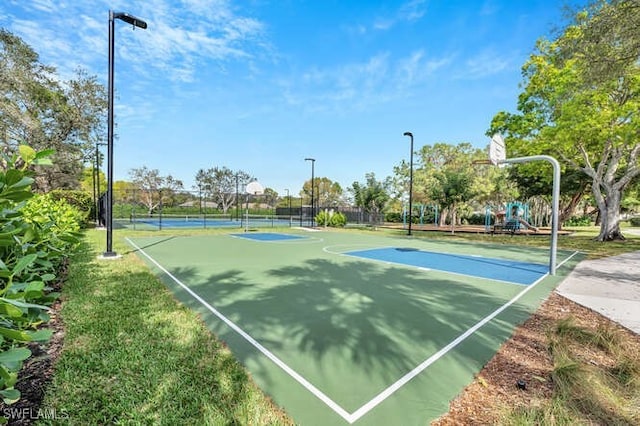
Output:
0,145,80,405
630,217,640,227
49,189,92,225
385,212,402,223
465,212,489,226
564,215,592,226
315,210,347,227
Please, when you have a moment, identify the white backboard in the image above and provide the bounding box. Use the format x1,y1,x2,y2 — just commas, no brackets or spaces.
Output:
246,181,264,195
489,134,506,165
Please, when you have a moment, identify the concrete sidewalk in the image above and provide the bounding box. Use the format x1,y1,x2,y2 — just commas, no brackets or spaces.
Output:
556,250,640,334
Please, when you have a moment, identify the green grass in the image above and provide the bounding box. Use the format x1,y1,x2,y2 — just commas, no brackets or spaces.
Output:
40,230,292,425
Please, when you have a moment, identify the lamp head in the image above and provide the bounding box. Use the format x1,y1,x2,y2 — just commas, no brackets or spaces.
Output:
403,132,413,137
114,12,148,29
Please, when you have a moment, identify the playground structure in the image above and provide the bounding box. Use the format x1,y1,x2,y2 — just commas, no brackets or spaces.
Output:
488,202,538,234
402,203,439,227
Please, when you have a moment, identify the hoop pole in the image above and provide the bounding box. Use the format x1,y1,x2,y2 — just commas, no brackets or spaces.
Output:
500,155,560,275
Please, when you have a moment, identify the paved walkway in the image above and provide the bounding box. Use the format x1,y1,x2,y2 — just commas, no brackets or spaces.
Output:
556,250,640,334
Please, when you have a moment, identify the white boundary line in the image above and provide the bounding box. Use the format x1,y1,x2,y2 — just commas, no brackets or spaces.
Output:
127,237,581,424
125,237,353,422
347,251,581,422
228,233,324,244
323,245,539,287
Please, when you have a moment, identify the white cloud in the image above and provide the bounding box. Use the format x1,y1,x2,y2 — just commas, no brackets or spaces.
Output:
280,49,450,114
372,0,427,32
458,49,514,79
3,0,268,84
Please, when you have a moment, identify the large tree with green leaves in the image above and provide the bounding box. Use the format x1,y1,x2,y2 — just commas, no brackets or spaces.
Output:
301,177,344,208
129,166,184,214
351,173,391,223
195,167,253,214
394,142,486,225
490,0,640,241
0,30,107,191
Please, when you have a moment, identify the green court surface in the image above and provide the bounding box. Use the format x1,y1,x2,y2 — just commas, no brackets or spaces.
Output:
127,230,581,425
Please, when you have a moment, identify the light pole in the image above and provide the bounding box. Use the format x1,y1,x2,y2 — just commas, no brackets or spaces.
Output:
95,142,106,227
104,10,147,257
403,132,414,236
285,188,291,225
304,158,315,227
235,173,240,221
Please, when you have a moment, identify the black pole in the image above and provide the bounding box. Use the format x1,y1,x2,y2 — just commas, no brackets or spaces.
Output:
305,158,315,227
92,147,97,225
235,174,239,221
104,10,147,258
287,189,291,226
404,132,414,236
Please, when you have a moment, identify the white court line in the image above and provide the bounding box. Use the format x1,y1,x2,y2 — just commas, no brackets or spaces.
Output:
324,245,534,287
127,237,581,424
229,233,324,244
347,249,582,422
125,237,353,422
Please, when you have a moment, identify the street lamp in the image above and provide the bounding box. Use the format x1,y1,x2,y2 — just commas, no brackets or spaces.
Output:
304,158,315,227
403,132,414,236
104,10,147,258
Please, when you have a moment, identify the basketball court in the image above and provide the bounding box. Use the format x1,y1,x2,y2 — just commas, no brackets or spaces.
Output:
127,230,580,424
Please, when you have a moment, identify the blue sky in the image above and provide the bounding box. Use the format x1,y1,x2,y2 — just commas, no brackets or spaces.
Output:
1,0,577,196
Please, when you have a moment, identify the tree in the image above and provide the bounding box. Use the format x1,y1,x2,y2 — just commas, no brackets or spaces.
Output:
262,188,278,208
351,173,390,223
563,0,640,84
301,177,344,208
489,1,640,241
129,166,183,214
194,167,253,214
394,142,485,225
0,30,107,191
431,169,477,232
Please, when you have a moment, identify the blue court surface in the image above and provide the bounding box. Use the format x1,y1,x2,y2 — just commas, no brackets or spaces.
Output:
346,247,549,285
230,232,306,241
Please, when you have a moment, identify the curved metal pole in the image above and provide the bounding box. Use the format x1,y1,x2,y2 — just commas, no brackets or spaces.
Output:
500,155,560,275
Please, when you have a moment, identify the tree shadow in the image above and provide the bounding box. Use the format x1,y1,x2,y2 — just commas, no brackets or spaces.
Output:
166,256,534,391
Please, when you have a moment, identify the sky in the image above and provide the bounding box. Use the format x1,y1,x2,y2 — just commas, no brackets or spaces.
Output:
1,0,580,196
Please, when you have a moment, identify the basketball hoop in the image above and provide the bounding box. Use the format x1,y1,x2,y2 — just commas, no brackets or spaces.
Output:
246,181,264,195
489,134,506,166
244,181,264,232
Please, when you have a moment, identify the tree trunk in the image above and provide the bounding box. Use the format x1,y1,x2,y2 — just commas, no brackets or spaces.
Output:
594,184,625,241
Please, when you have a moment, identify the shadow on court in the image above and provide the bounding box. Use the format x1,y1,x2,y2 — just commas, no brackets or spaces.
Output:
128,233,570,424
159,259,537,423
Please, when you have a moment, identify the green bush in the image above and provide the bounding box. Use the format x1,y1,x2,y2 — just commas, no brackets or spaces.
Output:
564,215,592,227
49,189,92,225
23,193,83,235
0,145,80,406
385,212,402,223
629,217,640,227
465,212,490,225
315,210,347,227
